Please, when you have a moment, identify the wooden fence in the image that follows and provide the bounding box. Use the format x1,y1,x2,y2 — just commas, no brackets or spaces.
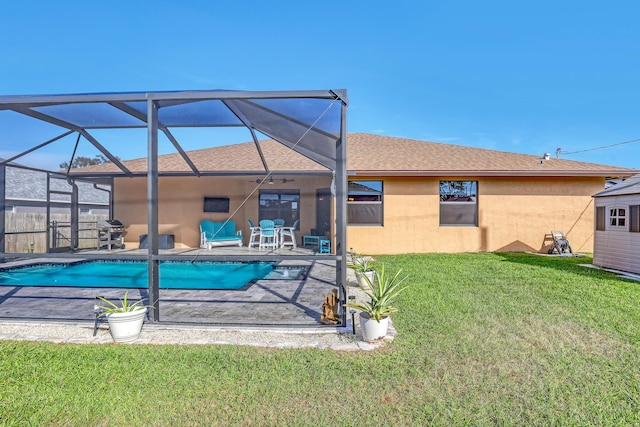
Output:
4,212,109,253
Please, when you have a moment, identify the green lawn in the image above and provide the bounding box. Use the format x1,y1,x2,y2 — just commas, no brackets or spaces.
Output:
1,253,639,426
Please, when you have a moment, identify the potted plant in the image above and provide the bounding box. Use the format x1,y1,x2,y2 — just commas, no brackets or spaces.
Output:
347,264,408,342
348,252,376,290
96,292,149,343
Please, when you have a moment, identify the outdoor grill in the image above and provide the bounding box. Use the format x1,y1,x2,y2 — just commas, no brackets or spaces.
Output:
96,219,125,250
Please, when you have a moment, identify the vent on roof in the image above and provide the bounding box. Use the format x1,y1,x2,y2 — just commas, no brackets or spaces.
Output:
543,153,551,160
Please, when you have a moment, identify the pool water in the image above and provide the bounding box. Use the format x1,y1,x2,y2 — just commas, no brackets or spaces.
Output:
0,261,306,290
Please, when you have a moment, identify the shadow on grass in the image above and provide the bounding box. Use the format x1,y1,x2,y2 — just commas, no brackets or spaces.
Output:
494,252,637,283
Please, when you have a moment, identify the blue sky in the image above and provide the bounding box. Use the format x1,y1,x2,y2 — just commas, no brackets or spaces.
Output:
1,1,639,169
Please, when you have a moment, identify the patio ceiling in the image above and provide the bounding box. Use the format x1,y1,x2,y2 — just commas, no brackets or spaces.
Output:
0,89,348,175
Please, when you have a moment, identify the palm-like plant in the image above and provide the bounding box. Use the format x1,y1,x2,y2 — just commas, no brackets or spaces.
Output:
348,252,374,273
96,292,148,318
346,264,408,322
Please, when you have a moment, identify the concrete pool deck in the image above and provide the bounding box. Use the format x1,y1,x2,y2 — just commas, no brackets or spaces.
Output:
0,253,395,350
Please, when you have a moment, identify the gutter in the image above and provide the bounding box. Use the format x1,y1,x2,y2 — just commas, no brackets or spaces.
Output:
348,169,640,178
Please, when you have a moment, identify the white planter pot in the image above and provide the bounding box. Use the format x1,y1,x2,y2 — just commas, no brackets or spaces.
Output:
106,307,147,343
359,312,389,342
356,271,375,290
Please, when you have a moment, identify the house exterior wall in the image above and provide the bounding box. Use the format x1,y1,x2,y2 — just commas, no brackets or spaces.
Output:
112,174,604,254
593,194,640,275
113,176,332,248
347,176,604,254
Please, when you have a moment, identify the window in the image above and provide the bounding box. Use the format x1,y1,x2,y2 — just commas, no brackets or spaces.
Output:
259,190,300,227
347,180,383,225
630,205,640,232
595,206,605,231
440,181,478,226
609,207,626,227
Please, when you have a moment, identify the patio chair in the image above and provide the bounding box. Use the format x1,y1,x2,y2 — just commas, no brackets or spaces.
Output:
280,219,299,249
247,219,261,248
258,220,278,250
273,218,285,227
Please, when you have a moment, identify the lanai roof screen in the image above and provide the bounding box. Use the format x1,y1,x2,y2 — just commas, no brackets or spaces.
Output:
0,90,347,174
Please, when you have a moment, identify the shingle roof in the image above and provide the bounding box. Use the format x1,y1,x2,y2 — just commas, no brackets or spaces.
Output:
347,133,638,177
76,133,639,177
81,139,326,174
593,174,640,197
6,166,109,204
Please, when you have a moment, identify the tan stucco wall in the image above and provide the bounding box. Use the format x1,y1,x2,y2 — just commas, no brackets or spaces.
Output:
113,176,332,248
113,174,603,254
346,176,603,254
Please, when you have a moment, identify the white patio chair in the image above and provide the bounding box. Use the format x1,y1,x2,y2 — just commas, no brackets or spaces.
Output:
247,219,261,248
280,219,298,249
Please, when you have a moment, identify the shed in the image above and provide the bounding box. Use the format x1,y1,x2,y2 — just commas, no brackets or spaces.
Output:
592,174,640,274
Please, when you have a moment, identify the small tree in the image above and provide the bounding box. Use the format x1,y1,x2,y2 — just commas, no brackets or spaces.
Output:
60,154,117,169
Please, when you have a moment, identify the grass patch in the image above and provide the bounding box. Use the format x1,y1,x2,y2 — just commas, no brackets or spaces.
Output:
1,253,639,425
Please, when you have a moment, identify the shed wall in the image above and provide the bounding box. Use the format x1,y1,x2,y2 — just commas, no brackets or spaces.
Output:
593,194,640,274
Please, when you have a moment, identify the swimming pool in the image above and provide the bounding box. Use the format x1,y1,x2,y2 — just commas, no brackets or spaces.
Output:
0,261,307,290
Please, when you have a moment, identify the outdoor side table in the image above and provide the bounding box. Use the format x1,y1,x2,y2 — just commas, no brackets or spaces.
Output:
319,239,331,253
303,235,323,247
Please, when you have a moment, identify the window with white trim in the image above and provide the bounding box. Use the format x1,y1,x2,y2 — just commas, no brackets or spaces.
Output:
609,207,626,228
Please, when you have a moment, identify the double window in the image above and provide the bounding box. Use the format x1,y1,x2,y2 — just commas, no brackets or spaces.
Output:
259,190,300,228
440,180,478,226
347,180,383,225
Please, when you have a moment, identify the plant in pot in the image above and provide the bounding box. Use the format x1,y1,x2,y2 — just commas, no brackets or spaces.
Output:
347,264,408,342
96,292,149,343
348,252,376,290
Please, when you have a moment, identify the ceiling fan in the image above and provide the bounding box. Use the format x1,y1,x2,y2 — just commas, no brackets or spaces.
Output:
250,177,295,185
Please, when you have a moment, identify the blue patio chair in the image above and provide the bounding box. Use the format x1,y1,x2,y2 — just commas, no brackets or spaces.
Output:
273,218,285,227
258,220,277,250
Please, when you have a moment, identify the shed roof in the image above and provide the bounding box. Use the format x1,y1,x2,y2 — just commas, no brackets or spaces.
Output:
593,174,640,197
